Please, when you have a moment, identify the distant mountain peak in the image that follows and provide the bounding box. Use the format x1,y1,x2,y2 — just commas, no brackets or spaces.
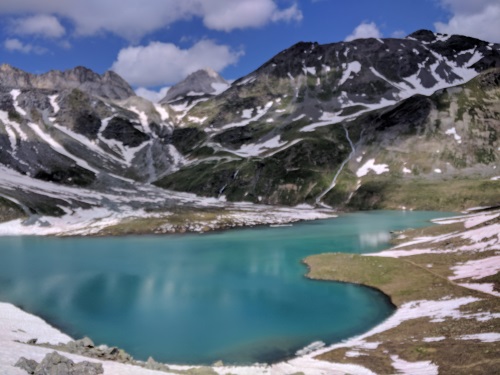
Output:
160,68,229,103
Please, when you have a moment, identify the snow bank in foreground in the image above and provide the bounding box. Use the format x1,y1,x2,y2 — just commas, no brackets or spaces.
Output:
0,302,376,375
450,256,500,280
391,355,438,375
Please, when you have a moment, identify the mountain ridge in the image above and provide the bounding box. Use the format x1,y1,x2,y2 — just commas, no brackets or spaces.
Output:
0,64,134,100
0,30,499,231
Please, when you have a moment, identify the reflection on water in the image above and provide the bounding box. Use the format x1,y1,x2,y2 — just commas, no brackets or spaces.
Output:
0,210,452,365
359,232,392,249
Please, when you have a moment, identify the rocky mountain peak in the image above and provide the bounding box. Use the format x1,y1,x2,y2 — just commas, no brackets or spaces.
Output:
160,68,229,103
406,29,438,42
0,65,134,100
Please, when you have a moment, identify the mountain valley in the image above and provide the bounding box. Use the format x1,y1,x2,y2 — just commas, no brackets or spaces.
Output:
0,30,499,234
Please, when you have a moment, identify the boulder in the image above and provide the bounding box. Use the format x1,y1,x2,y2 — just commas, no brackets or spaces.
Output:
15,352,103,375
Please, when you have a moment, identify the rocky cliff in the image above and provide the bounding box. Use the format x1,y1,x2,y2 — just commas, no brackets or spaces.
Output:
0,64,135,100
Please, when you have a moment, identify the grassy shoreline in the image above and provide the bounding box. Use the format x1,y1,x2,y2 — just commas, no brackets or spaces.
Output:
304,208,500,374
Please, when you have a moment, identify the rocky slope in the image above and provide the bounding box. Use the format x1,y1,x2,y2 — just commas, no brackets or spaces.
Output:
0,30,499,230
155,30,500,209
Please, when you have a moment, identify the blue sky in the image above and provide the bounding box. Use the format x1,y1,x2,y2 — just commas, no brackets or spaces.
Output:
1,0,499,100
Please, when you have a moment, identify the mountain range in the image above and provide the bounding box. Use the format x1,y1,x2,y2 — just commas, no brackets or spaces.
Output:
0,30,499,233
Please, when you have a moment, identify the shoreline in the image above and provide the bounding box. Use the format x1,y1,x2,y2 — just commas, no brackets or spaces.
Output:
0,204,338,237
304,207,500,373
1,208,498,374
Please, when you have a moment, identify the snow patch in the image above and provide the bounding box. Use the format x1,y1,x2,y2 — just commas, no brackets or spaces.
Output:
458,333,500,343
10,89,26,116
339,61,361,86
154,104,169,121
303,66,316,75
423,336,445,342
391,355,438,375
211,82,230,95
450,256,500,281
241,109,253,119
445,127,462,143
458,283,500,297
231,136,286,157
48,95,60,114
219,102,273,130
464,213,499,229
356,159,389,177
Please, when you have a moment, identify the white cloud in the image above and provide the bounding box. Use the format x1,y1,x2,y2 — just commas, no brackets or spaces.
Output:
111,39,243,87
345,21,382,42
4,38,46,54
271,3,303,23
0,0,302,40
135,86,171,103
435,0,500,43
391,30,406,39
10,14,65,38
200,0,302,31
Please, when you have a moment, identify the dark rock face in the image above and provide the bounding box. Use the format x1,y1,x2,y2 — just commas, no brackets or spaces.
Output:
195,30,499,134
0,64,134,100
102,117,150,147
170,127,206,154
15,352,103,375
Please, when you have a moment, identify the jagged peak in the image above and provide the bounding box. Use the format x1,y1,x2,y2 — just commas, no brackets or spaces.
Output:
160,67,228,103
201,67,219,79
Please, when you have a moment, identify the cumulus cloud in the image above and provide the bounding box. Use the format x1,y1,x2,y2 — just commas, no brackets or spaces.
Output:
4,38,46,54
135,86,171,103
10,14,65,38
111,39,243,87
0,0,302,40
201,0,302,31
345,21,382,41
271,3,303,23
435,0,500,42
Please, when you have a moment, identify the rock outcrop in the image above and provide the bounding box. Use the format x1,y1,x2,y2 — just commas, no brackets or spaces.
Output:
15,351,103,375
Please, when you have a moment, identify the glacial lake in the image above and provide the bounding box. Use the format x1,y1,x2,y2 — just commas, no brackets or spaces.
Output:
0,211,452,365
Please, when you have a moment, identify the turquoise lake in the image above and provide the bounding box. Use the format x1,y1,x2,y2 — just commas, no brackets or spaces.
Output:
0,211,452,365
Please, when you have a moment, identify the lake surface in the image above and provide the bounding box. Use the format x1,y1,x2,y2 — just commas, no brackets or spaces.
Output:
0,211,452,365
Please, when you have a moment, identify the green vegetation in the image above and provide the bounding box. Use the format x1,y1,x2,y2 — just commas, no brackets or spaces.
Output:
304,213,500,374
155,134,351,205
0,196,25,223
348,178,500,211
7,110,22,123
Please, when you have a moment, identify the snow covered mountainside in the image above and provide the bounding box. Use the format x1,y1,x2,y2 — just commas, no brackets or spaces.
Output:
0,30,499,233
